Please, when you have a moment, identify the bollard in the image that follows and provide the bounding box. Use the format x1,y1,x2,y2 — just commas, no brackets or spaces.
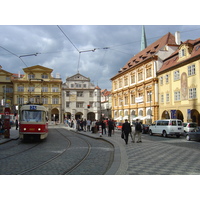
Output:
99,125,102,137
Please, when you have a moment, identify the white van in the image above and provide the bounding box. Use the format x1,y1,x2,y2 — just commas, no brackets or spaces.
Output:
149,119,184,138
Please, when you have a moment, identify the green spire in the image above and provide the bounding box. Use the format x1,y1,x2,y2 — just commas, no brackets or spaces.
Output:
141,25,147,51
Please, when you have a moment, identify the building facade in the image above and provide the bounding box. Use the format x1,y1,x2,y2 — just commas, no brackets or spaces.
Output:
111,32,179,124
101,89,112,119
62,73,101,121
158,37,200,125
0,66,13,114
12,65,62,122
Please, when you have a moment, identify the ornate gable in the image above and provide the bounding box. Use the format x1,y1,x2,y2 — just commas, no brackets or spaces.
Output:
0,67,12,76
23,65,53,73
66,73,90,82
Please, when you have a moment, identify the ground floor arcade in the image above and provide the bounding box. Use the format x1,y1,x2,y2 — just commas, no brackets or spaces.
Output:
160,108,200,126
63,111,100,121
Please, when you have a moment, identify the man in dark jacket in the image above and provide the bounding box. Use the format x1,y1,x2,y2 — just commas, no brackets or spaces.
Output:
108,119,114,137
122,119,132,144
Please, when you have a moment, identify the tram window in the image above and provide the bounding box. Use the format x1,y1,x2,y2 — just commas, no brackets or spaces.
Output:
22,110,44,122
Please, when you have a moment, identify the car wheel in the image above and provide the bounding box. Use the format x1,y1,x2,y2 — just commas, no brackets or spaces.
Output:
163,130,167,137
186,135,190,141
149,130,153,136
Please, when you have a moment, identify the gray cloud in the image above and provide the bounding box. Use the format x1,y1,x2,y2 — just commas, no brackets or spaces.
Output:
0,25,200,90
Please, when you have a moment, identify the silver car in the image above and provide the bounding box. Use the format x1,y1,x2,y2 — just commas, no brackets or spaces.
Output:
183,122,197,132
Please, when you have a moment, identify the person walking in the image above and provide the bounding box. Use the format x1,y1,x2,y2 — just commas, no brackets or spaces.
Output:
122,119,132,145
133,119,142,143
83,119,87,132
15,119,19,130
101,120,106,135
108,119,114,137
86,119,91,132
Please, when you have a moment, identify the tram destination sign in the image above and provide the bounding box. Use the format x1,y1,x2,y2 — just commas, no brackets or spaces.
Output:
30,105,37,110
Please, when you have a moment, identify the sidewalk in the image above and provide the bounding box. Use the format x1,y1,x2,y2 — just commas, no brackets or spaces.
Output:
0,127,19,144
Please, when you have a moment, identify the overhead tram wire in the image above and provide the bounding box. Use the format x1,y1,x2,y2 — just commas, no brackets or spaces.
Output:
57,25,80,53
57,25,81,72
57,25,101,72
0,45,28,67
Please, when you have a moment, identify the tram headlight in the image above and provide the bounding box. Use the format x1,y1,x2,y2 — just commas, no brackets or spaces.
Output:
38,128,41,131
24,128,26,131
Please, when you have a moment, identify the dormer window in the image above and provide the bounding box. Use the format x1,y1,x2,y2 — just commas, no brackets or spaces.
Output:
41,74,48,79
154,44,159,49
179,48,185,58
28,74,35,79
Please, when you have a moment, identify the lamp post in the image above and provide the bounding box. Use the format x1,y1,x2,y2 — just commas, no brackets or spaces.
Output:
148,91,152,124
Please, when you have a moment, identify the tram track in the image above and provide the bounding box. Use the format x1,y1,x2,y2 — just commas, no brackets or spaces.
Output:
0,127,114,175
62,133,92,175
16,128,93,175
17,128,72,175
0,141,41,160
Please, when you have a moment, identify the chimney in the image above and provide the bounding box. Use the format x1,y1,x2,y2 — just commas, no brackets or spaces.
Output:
175,31,181,45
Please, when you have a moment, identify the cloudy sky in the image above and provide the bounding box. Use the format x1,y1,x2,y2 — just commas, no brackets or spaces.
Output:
1,1,200,92
1,25,200,90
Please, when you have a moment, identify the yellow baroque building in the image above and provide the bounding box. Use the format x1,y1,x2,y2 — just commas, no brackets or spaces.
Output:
12,65,62,123
0,66,13,114
111,32,179,124
157,38,200,125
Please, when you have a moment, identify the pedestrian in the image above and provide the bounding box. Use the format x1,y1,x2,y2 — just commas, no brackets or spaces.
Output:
80,119,83,131
108,119,114,137
133,119,142,143
0,119,3,131
91,120,96,133
15,119,19,130
76,118,80,131
86,119,91,131
122,119,132,145
101,120,106,135
83,119,87,132
112,119,115,135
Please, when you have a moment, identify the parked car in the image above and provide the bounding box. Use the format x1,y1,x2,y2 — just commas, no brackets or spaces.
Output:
142,124,149,134
183,122,197,133
116,122,122,130
183,128,200,141
149,119,184,138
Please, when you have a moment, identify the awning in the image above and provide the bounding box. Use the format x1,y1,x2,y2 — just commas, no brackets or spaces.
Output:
115,116,123,121
123,115,129,120
140,115,152,120
132,116,143,120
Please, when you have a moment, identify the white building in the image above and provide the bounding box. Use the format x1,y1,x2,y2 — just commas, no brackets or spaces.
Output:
101,89,112,119
62,73,101,120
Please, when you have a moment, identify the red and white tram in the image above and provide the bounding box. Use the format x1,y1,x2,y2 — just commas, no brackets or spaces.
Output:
19,104,48,140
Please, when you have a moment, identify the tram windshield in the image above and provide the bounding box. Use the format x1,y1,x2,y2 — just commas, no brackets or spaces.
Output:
21,110,45,122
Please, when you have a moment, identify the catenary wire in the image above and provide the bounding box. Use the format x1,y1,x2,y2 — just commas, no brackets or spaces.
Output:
57,25,80,53
0,45,28,67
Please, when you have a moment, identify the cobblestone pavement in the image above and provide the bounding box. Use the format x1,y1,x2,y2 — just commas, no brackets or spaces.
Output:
125,138,200,175
66,126,200,175
2,125,200,175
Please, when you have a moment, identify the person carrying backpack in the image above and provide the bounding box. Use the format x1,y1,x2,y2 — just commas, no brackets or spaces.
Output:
133,119,142,143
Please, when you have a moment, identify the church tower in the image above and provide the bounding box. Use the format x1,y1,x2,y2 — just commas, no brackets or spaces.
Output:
141,25,147,51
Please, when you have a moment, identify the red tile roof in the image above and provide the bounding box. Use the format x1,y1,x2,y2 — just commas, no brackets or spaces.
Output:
158,37,200,74
111,32,178,79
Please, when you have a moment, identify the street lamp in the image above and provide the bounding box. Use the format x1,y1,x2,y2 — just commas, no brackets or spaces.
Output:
148,91,153,124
